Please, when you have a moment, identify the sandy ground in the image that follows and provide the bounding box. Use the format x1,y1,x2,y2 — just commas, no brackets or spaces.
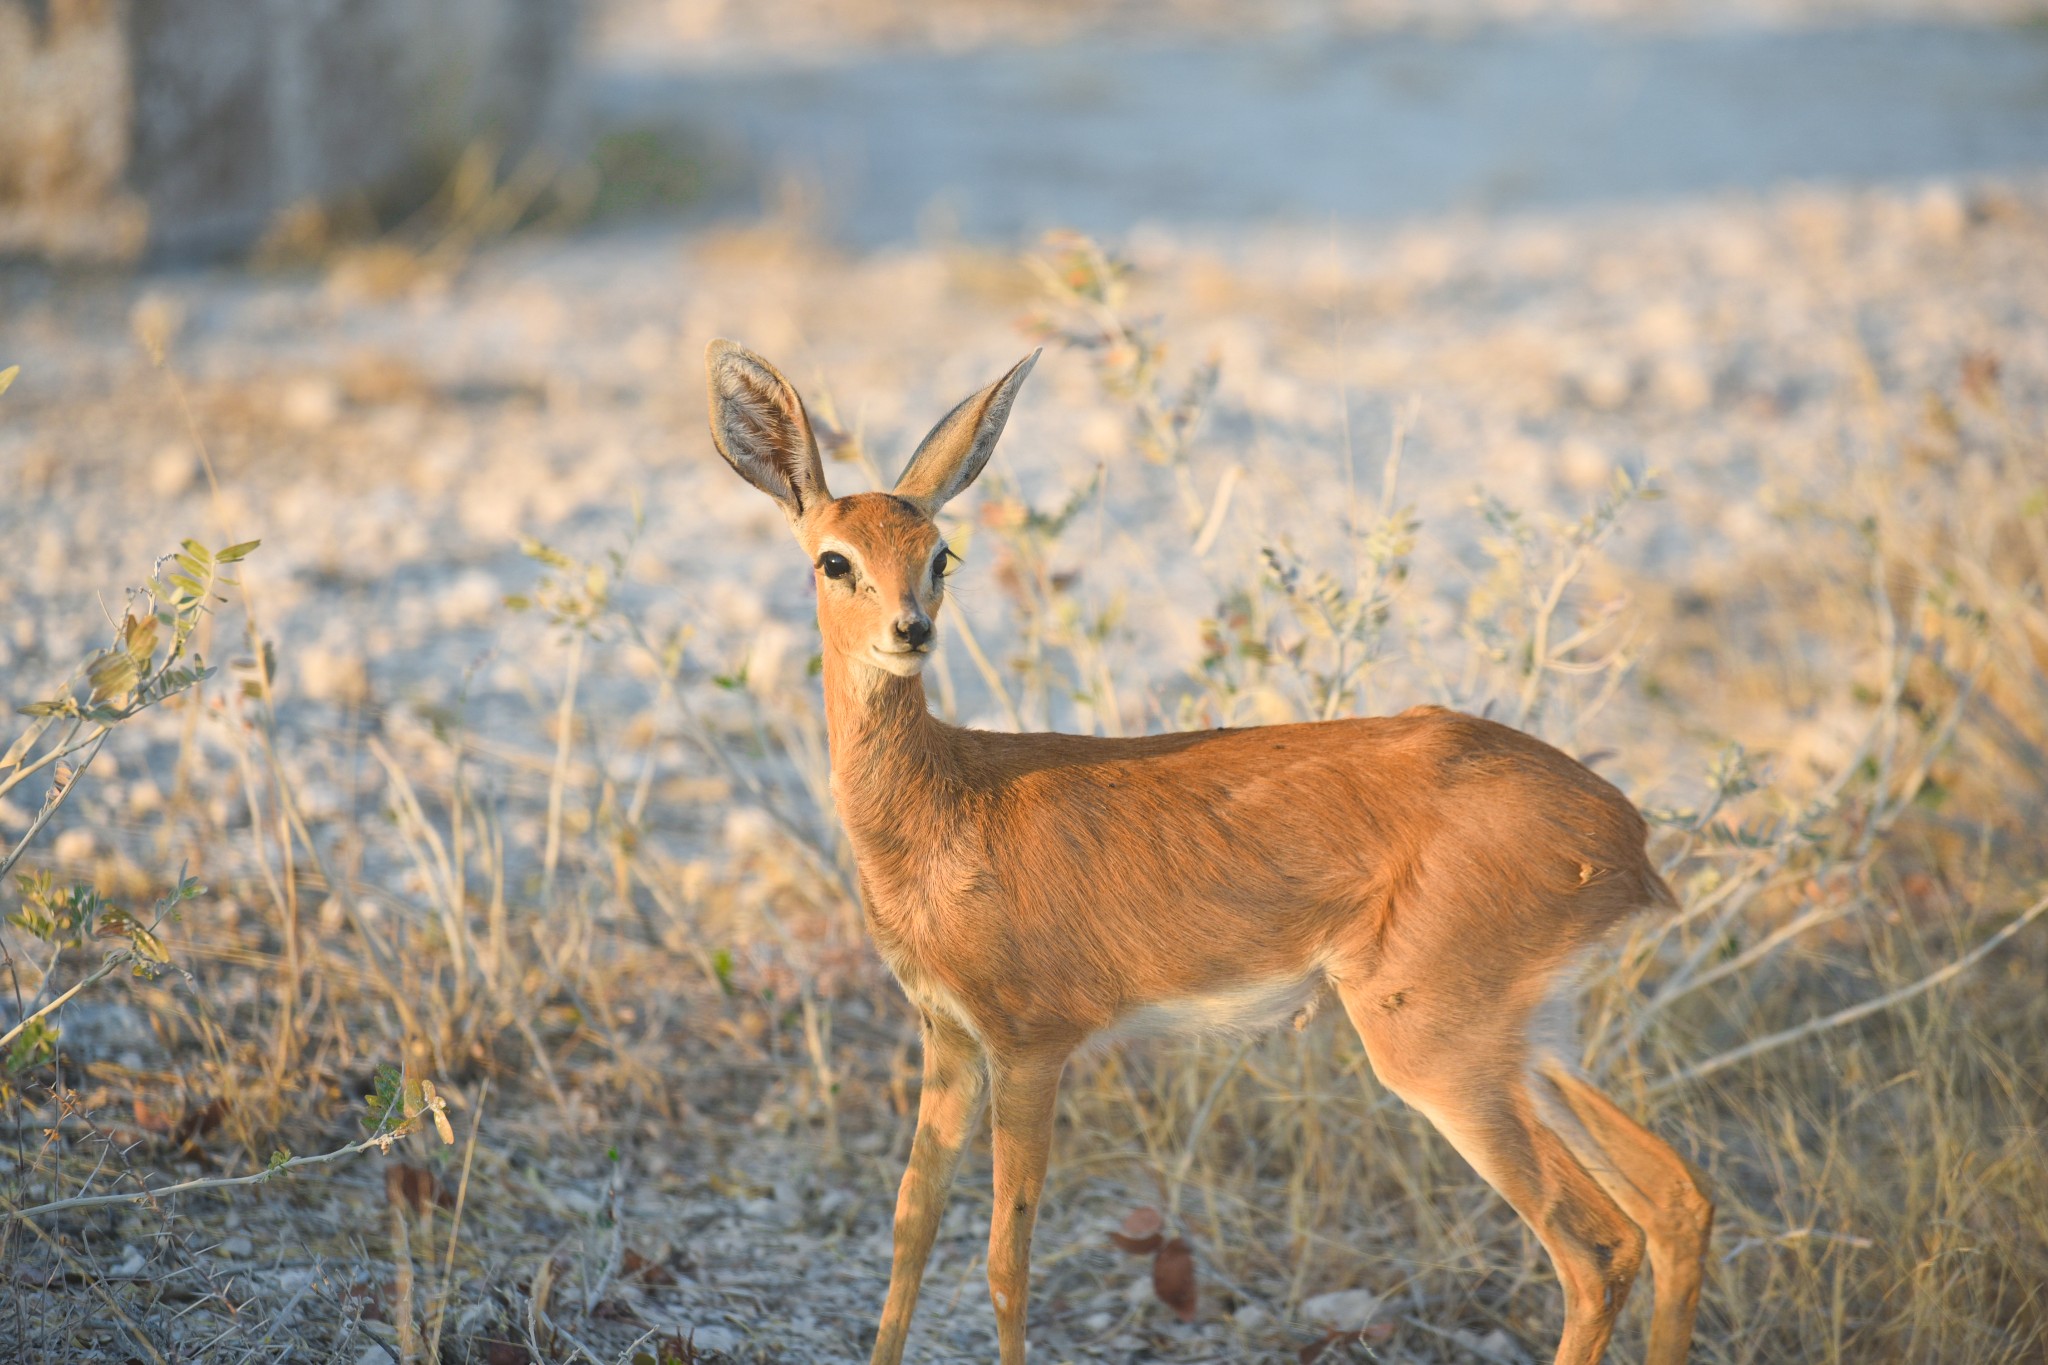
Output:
5,174,2044,755
5,2,2048,1352
4,170,2046,1360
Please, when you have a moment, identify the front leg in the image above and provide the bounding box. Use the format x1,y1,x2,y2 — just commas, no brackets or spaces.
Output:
870,1012,987,1365
987,1047,1068,1365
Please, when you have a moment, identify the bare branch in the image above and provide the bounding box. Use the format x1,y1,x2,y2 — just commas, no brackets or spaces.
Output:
1649,888,2048,1094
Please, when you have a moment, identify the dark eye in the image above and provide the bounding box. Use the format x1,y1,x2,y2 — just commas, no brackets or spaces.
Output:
932,547,956,579
819,551,852,580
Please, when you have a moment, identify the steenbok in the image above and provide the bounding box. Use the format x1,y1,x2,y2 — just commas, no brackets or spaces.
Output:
704,340,1712,1365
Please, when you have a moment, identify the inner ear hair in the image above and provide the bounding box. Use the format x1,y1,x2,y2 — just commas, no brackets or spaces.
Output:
705,339,832,516
894,349,1040,514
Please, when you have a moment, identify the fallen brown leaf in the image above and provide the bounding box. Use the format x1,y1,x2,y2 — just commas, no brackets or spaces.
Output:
1110,1205,1164,1255
131,1098,176,1133
172,1097,228,1147
622,1247,678,1286
1153,1236,1197,1322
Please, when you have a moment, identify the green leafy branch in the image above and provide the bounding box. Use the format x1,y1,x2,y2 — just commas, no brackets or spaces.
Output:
1023,231,1220,522
507,532,632,901
1467,466,1659,729
1,538,258,883
506,535,621,635
0,1059,456,1226
1,872,202,1078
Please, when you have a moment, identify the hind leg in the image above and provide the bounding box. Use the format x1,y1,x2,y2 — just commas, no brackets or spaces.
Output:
1534,1063,1713,1365
1337,984,1644,1365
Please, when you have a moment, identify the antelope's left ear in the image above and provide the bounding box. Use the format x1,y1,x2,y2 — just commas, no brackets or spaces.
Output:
705,339,833,520
892,349,1040,515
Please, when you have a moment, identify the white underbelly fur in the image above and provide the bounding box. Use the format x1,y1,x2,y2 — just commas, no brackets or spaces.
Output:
1104,965,1330,1044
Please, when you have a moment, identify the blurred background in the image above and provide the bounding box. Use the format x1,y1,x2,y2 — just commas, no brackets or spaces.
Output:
4,2,2048,1363
9,0,2048,257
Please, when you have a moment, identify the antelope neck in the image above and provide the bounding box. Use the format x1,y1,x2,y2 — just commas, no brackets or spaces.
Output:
820,646,963,852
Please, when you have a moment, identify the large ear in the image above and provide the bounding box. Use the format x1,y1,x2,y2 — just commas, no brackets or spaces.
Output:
892,349,1040,514
705,339,832,518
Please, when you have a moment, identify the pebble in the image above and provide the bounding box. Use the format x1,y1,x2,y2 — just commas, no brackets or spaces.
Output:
280,375,343,430
52,827,97,863
148,443,200,498
297,647,371,705
1300,1287,1381,1331
1470,1326,1527,1362
690,1324,739,1353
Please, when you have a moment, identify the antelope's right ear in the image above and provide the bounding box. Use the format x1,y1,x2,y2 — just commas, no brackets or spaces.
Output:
893,349,1039,515
705,340,833,519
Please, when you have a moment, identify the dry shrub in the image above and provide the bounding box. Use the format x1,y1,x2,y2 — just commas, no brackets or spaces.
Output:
2,234,2045,1363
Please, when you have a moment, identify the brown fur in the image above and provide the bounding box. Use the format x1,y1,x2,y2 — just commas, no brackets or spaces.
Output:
703,340,1713,1365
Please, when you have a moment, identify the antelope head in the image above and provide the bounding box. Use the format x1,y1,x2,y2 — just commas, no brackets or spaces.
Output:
704,339,1038,679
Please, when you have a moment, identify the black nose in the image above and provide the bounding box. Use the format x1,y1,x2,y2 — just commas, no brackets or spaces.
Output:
895,616,932,648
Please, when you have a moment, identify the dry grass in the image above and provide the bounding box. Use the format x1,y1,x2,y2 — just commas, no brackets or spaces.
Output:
2,202,2046,1365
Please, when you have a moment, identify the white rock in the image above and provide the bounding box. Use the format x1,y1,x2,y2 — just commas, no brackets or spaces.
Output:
1559,437,1609,492
1654,357,1713,413
148,443,199,498
1918,183,1967,243
280,376,342,430
1575,357,1634,410
1469,1326,1528,1362
298,646,370,705
722,806,777,855
435,569,503,627
690,1324,739,1354
52,827,97,863
1300,1287,1381,1331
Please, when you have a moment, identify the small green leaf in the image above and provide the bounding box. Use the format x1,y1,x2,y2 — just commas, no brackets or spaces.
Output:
130,925,170,964
87,650,141,704
0,364,17,396
267,1148,293,1171
4,1017,56,1074
362,1061,405,1132
216,540,262,563
520,538,572,569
